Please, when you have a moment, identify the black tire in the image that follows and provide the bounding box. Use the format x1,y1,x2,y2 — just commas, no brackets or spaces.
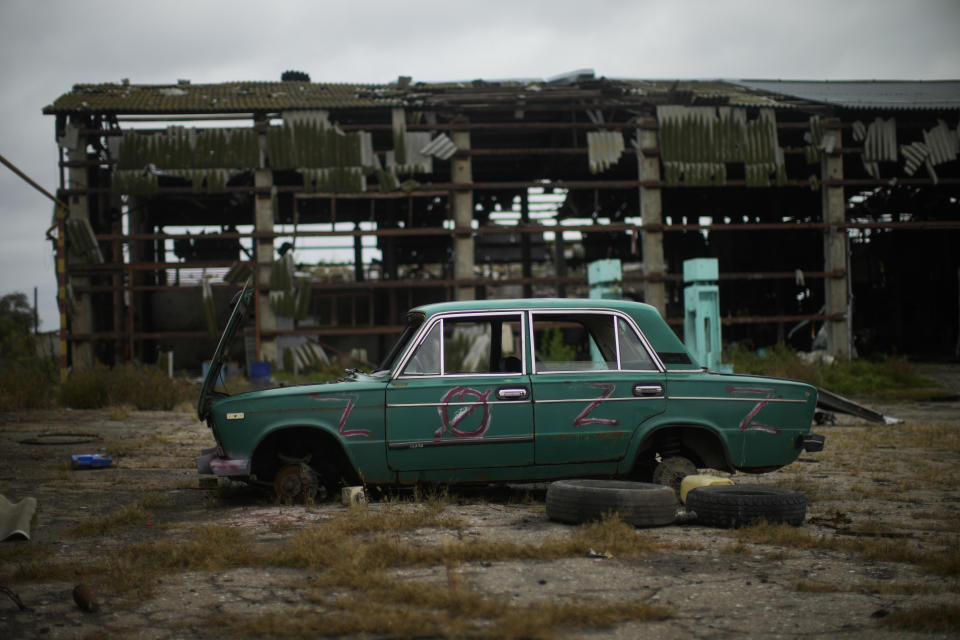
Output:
546,479,678,527
686,485,807,528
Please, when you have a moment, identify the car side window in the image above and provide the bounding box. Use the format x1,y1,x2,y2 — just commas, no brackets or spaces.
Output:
533,313,618,371
443,319,492,373
402,322,441,375
403,315,524,376
617,317,657,370
444,315,524,374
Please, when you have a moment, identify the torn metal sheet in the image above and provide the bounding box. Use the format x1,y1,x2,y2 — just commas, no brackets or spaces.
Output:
816,387,901,425
0,494,37,541
420,133,457,160
586,131,624,174
923,119,959,165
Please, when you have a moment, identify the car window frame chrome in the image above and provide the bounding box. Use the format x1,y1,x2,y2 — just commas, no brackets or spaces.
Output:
529,308,665,375
392,309,530,380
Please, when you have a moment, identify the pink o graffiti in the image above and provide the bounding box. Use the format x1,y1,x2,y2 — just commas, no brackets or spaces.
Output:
434,385,492,442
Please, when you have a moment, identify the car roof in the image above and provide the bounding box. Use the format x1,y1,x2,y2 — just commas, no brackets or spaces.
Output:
412,297,659,316
410,298,698,368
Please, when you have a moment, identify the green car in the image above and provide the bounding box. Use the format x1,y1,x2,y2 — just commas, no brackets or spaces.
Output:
197,287,824,501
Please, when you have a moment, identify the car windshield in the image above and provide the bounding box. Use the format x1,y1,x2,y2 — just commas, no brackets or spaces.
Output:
374,313,424,373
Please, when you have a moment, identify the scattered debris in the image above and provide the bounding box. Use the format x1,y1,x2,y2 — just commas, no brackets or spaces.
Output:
0,495,37,541
679,474,734,504
72,583,99,612
341,486,367,506
19,432,101,446
816,387,902,425
70,454,113,470
0,585,29,611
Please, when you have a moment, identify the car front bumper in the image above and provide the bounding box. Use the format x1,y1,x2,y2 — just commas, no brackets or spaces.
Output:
196,447,251,477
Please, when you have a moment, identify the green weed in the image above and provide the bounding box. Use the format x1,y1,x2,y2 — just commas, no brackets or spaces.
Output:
726,344,941,399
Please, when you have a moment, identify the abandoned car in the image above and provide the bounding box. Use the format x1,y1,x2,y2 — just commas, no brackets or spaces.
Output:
197,288,824,501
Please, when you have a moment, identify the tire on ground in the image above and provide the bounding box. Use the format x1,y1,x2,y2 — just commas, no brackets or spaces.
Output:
546,479,678,527
685,485,807,528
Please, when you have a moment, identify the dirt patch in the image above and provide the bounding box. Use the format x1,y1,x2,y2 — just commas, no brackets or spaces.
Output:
1,391,959,638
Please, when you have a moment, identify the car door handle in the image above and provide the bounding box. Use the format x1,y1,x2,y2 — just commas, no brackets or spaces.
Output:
633,384,663,397
497,387,529,400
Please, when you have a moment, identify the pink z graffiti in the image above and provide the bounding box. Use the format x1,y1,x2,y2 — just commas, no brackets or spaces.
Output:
434,385,492,442
573,383,619,427
311,393,370,437
726,385,781,434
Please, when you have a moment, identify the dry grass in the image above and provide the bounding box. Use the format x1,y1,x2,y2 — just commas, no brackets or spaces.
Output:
210,594,670,640
209,527,670,640
67,501,154,537
6,502,670,638
727,521,959,575
108,404,136,421
880,604,960,633
66,492,173,537
792,579,939,595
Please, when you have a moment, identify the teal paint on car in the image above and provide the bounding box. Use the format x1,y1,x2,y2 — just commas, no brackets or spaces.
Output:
196,290,823,500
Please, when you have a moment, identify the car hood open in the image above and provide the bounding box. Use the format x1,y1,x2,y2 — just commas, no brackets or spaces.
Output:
197,281,253,421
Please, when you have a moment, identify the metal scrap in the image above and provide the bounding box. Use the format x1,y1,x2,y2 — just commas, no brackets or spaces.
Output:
420,133,458,160
658,106,784,186
0,495,37,541
586,130,624,173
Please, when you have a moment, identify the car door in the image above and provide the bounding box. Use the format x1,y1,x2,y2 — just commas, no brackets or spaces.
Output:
531,311,666,464
386,312,534,472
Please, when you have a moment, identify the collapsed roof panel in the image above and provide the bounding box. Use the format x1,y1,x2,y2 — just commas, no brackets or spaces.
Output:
731,80,960,110
43,81,401,115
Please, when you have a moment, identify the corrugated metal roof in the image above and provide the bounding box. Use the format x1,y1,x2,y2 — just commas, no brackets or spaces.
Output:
731,80,960,110
43,81,400,114
45,78,960,116
42,78,806,115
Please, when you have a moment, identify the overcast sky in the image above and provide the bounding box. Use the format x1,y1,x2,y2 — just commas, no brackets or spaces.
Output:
1,0,958,331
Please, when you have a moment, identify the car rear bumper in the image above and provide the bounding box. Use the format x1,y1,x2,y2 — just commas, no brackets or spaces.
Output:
797,433,825,452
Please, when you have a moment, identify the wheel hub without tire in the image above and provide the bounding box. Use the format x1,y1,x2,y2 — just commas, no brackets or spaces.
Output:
652,456,697,497
274,463,320,503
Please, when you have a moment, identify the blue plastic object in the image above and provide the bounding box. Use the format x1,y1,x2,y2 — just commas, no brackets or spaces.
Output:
250,361,271,387
71,454,112,469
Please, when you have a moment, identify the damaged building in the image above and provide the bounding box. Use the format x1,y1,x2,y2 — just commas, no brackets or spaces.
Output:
42,72,960,374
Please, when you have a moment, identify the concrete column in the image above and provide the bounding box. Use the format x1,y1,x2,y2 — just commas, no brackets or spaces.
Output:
821,120,851,359
64,120,95,370
637,122,666,315
452,125,474,300
254,167,278,365
520,189,532,297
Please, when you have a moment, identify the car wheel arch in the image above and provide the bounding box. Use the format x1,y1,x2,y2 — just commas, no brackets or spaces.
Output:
628,422,733,476
250,424,360,487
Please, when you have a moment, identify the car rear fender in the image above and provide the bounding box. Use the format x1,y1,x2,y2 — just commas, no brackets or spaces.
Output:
621,420,734,475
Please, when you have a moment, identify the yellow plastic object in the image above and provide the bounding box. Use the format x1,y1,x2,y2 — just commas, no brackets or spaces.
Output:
680,474,735,504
